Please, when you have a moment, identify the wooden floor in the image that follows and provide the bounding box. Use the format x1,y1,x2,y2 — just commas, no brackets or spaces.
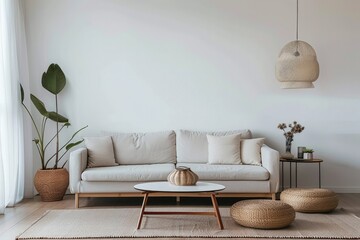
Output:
1,193,359,240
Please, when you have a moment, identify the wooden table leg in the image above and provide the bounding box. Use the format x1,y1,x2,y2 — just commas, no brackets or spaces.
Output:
295,162,298,188
210,193,224,230
319,162,321,188
289,162,292,188
137,192,149,229
75,193,79,208
281,161,284,190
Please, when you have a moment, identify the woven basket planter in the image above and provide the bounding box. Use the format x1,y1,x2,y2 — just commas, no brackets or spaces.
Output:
34,168,69,202
230,200,295,229
280,188,338,213
167,166,198,186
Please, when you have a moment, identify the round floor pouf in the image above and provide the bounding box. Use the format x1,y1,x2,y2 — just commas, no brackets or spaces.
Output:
230,200,295,229
280,188,338,213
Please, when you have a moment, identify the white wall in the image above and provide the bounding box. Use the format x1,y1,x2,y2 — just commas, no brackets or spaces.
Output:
23,0,360,194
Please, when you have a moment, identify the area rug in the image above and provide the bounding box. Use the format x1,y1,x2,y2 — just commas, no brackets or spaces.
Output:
17,207,360,239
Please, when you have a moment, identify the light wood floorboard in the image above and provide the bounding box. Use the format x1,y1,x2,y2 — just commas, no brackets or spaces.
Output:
0,194,359,240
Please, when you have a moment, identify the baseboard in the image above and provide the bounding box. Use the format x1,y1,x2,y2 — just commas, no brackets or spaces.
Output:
325,187,360,193
282,185,360,193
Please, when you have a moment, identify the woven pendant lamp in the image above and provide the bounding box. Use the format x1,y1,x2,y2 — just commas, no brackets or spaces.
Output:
276,0,319,89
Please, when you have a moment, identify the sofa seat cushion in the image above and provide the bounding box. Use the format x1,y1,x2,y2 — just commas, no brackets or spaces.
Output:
81,163,175,182
176,163,269,181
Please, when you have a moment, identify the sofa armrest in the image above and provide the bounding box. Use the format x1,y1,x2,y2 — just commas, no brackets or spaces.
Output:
69,147,88,193
261,144,280,193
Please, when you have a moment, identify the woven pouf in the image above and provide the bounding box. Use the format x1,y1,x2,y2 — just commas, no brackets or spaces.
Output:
230,200,295,229
280,188,338,213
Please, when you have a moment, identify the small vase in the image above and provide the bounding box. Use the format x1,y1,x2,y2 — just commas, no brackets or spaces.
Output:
167,166,199,186
281,137,294,159
303,153,313,160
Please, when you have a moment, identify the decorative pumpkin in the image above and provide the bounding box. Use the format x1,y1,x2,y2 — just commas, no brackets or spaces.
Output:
167,166,199,186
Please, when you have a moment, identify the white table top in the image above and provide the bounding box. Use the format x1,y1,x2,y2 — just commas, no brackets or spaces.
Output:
134,181,225,193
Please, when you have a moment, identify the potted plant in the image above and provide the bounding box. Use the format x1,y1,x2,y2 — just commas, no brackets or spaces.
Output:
20,63,87,201
303,149,314,159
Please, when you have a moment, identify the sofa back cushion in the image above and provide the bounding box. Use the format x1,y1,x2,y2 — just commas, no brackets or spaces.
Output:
176,129,252,163
84,136,118,167
111,131,176,165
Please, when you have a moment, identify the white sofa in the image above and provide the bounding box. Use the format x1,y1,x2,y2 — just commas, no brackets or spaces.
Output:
69,130,279,208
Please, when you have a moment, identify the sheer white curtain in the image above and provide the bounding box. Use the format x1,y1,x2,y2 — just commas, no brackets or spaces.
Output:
0,0,30,214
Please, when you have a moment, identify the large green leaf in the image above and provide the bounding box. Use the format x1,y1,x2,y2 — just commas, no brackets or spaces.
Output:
47,111,69,123
66,139,84,151
70,125,88,140
30,94,48,116
42,64,66,95
20,84,24,103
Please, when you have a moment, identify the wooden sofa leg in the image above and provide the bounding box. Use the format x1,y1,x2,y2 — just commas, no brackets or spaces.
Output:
271,193,277,200
75,193,79,208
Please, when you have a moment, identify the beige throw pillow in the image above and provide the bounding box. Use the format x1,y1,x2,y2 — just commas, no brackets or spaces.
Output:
241,138,265,165
84,136,118,167
207,134,242,165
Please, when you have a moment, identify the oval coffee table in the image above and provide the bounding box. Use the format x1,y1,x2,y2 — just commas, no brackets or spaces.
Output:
134,181,225,230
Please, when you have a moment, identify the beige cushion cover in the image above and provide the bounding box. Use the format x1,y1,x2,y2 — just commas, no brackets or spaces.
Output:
81,163,175,182
84,136,117,167
177,129,252,163
176,163,269,181
241,138,265,165
207,134,241,165
111,131,176,165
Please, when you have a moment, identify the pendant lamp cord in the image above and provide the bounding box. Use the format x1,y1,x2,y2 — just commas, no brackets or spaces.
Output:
296,0,299,41
294,0,300,56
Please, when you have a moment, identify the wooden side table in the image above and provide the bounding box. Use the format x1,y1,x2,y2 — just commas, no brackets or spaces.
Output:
280,158,323,190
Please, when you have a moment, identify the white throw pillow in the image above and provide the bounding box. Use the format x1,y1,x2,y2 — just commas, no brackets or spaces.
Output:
176,129,252,163
207,134,242,165
84,136,117,167
241,138,265,165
